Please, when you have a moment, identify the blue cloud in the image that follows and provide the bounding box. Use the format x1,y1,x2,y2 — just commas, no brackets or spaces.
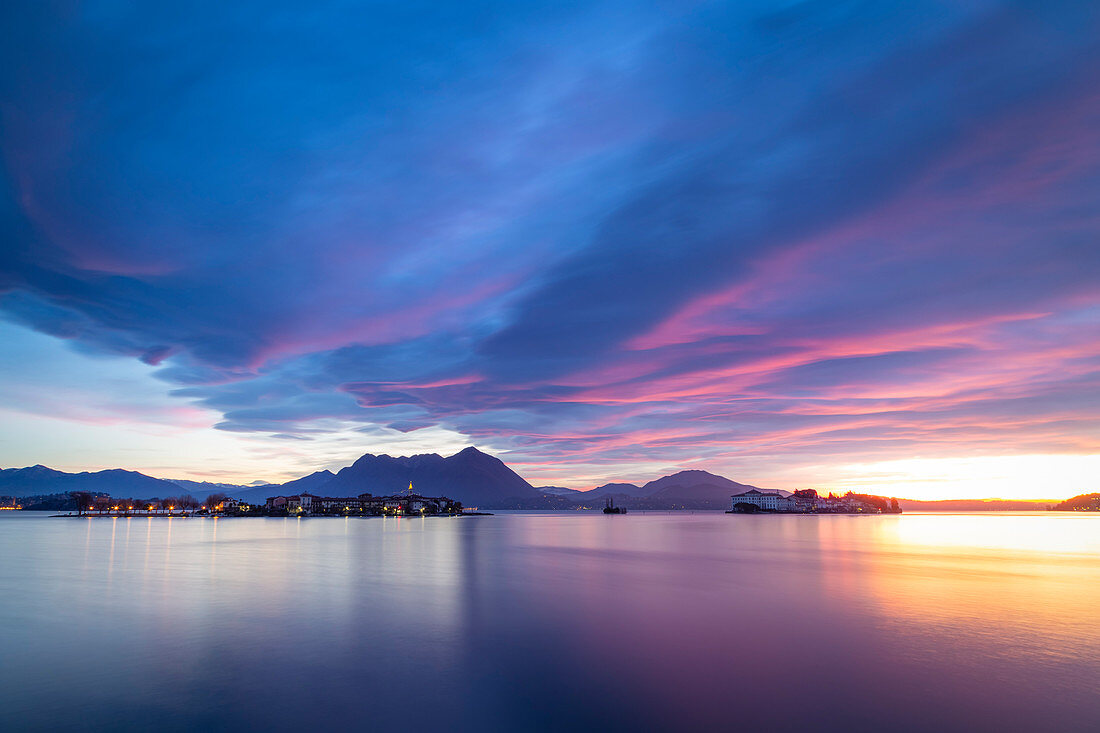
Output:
1,0,1098,478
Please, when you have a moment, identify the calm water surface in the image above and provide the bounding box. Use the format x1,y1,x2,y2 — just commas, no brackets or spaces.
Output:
1,511,1098,732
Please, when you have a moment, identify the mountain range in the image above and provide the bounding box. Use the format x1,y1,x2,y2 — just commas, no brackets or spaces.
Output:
3,451,1080,511
0,465,184,498
545,470,779,510
0,448,778,510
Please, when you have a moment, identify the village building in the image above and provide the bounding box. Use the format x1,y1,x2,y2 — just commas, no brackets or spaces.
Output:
730,489,795,511
264,488,461,516
728,488,887,514
286,493,315,511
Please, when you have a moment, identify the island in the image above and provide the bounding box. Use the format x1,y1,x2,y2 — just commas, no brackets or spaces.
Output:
728,488,901,514
1051,493,1100,511
30,485,470,518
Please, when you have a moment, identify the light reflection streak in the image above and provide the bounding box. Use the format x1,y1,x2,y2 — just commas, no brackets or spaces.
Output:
162,517,172,596
210,516,218,573
106,517,117,588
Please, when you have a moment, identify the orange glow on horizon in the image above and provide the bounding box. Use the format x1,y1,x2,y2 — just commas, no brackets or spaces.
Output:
821,454,1100,501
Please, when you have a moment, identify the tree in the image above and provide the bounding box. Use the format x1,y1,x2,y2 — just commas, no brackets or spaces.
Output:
70,491,92,515
845,492,888,511
205,493,229,511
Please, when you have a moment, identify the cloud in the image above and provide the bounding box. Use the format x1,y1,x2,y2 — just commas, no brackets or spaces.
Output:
1,1,1099,489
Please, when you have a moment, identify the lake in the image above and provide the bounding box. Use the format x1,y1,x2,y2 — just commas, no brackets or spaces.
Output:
1,511,1098,732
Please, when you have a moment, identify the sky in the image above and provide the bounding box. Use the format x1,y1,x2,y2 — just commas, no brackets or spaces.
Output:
1,1,1098,499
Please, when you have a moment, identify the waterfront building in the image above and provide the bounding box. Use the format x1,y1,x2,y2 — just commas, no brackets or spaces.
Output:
730,489,795,511
359,494,385,511
264,491,461,515
816,495,882,513
316,496,362,512
729,488,885,513
286,493,316,511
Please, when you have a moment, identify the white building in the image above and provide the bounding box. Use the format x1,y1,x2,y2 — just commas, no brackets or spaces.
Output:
286,493,316,511
730,489,794,511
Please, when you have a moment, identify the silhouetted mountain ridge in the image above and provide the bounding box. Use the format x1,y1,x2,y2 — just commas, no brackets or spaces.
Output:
536,486,585,496
584,482,644,497
319,447,540,507
229,470,336,504
6,452,794,510
0,466,182,498
169,479,257,496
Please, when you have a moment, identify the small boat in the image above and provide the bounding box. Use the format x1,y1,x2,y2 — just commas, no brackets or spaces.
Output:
603,497,627,514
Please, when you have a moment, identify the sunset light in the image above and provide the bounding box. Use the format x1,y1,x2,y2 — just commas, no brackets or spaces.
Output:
2,3,1099,731
826,455,1100,501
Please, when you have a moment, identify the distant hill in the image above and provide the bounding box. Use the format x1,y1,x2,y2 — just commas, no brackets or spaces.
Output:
280,470,335,493
230,470,336,504
1052,493,1100,511
897,498,1054,511
536,486,584,496
562,470,775,510
169,479,256,499
584,482,645,498
637,470,773,508
579,471,771,504
0,464,340,504
320,447,540,508
642,470,768,496
225,483,277,503
0,465,183,499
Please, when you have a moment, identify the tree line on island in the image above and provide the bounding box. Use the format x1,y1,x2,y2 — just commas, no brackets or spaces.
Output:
1052,493,1100,511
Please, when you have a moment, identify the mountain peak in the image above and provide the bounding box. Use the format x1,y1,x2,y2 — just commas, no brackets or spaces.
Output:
585,482,644,497
22,464,61,474
0,465,181,498
321,446,537,506
668,469,718,478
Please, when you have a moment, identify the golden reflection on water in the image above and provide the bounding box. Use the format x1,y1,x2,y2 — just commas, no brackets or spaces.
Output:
884,512,1100,554
829,513,1100,655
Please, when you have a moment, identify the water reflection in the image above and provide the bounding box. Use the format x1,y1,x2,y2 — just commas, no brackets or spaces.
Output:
0,512,1098,732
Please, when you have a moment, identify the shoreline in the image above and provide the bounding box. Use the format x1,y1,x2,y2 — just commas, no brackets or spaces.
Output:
47,511,493,518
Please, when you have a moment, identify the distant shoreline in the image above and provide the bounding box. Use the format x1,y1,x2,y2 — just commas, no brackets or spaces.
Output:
44,511,494,518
